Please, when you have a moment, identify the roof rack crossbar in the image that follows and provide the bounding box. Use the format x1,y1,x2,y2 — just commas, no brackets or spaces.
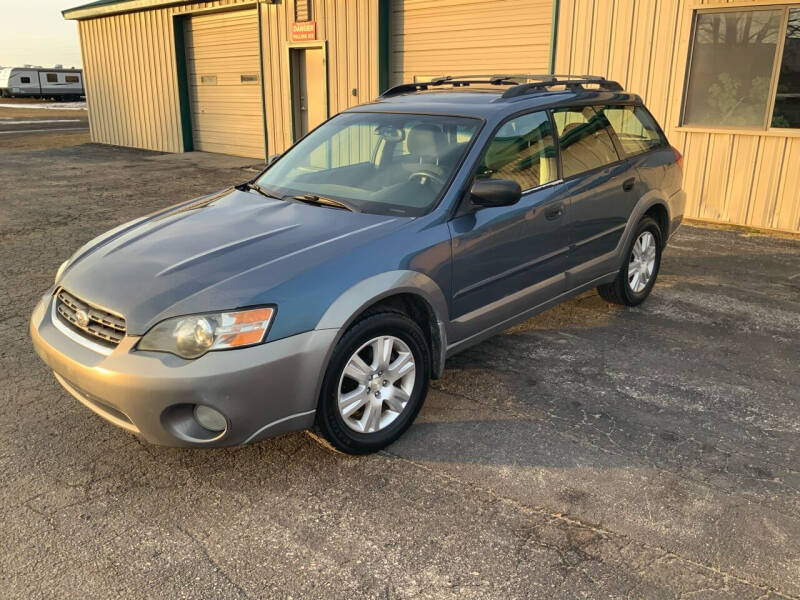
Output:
380,74,526,97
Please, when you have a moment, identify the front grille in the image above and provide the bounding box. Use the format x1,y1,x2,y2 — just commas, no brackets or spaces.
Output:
55,289,126,348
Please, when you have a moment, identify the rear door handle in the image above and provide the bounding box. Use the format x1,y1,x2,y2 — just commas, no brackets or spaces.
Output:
622,177,636,192
545,205,564,220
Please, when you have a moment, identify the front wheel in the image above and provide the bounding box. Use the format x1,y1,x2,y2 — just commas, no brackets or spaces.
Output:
598,216,662,306
315,312,431,454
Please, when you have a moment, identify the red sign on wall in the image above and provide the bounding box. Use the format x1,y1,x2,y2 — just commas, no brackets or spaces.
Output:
291,21,317,42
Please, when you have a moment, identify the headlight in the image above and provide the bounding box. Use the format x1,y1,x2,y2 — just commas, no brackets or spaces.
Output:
55,259,71,284
137,307,275,359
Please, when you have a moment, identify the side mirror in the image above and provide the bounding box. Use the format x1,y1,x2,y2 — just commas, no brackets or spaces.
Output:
469,178,522,208
267,153,282,166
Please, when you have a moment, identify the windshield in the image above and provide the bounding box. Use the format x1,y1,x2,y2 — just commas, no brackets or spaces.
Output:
256,112,481,216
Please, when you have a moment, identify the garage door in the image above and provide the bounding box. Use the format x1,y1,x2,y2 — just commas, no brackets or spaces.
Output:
184,10,264,158
389,0,554,86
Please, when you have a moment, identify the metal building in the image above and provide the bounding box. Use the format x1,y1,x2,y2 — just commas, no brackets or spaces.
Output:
64,0,554,158
64,0,800,233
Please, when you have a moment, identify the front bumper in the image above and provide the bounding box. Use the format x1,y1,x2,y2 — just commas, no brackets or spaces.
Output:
30,292,338,447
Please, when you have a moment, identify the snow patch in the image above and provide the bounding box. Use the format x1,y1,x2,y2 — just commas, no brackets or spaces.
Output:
0,102,87,110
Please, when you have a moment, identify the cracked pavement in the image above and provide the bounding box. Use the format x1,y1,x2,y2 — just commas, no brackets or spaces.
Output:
1,144,799,599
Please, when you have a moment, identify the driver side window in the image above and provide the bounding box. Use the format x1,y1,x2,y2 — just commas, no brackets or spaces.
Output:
477,111,557,191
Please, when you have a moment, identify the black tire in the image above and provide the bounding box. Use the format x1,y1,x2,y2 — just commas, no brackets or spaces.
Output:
597,216,663,306
315,312,431,455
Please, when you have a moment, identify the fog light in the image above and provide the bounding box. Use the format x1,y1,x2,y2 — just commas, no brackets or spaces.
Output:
193,405,227,432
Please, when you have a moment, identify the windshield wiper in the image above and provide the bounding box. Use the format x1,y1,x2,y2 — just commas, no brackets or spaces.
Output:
287,193,357,212
236,181,282,200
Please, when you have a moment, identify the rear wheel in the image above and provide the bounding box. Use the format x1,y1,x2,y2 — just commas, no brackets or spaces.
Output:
315,312,430,454
598,216,662,306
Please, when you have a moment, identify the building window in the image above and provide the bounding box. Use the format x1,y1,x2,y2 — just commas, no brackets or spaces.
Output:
200,75,217,84
65,75,79,83
46,73,58,82
295,0,311,22
20,76,31,83
773,8,800,128
240,74,259,83
683,6,799,130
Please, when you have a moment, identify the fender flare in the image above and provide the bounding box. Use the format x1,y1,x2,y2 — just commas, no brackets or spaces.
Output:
316,270,449,377
615,192,672,261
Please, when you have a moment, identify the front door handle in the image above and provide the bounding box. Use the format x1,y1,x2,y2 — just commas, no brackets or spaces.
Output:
545,205,564,220
622,177,636,192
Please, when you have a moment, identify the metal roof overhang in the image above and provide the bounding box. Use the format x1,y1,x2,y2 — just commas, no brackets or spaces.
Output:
63,0,196,20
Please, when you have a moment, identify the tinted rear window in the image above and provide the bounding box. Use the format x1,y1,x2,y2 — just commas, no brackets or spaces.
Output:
552,106,620,178
601,105,666,156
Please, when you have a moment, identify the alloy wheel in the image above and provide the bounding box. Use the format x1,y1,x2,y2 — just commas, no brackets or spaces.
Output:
337,335,416,434
628,230,657,293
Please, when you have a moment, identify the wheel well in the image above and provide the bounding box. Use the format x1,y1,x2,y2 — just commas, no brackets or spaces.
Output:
357,293,443,379
644,203,669,246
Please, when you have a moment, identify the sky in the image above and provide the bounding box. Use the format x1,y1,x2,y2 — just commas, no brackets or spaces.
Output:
1,0,83,68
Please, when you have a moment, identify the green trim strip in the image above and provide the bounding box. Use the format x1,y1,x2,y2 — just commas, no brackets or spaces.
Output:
549,0,560,75
257,5,269,160
64,0,182,20
173,15,193,152
377,0,390,93
288,50,297,143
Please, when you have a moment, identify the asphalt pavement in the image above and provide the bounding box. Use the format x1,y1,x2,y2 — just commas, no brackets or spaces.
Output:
1,144,799,599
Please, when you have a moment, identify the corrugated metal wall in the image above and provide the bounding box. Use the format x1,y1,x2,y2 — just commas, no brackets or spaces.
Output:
77,0,379,156
554,0,800,234
389,0,554,85
261,0,379,153
184,9,264,157
78,1,253,154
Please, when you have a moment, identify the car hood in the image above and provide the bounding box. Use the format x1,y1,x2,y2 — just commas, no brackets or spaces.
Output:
59,188,405,333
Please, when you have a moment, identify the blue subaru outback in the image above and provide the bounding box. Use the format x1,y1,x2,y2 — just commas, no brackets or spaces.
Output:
31,75,685,454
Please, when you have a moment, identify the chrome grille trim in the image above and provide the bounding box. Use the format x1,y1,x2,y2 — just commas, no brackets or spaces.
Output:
53,289,126,352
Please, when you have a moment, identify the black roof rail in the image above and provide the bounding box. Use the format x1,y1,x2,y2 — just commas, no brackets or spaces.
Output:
501,76,623,98
378,74,624,98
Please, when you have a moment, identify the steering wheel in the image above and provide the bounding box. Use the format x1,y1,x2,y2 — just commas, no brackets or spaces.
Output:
408,169,446,187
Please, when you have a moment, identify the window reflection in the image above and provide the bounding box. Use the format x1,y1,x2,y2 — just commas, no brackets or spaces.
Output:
683,9,782,128
772,8,800,128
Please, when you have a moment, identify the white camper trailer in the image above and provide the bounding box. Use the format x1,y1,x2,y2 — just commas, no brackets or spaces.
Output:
0,67,84,100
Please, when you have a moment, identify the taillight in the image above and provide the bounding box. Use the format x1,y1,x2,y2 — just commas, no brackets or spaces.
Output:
671,146,683,170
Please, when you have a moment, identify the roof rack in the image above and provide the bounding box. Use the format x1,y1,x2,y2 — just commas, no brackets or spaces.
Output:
501,75,623,98
379,74,623,98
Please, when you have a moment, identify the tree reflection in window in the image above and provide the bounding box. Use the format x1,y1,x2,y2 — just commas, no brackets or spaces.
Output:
772,8,800,128
683,9,782,128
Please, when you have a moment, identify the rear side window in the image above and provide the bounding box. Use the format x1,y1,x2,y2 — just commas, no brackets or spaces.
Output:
65,75,79,83
552,106,620,178
601,105,665,156
477,111,557,190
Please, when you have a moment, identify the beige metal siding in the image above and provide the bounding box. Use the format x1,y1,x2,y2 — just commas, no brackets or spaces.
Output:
555,0,800,234
260,0,380,154
184,9,263,158
76,0,379,156
389,0,554,85
77,0,255,154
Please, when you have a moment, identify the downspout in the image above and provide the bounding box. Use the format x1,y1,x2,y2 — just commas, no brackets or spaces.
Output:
257,2,269,160
173,16,193,152
549,0,560,74
378,0,390,93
